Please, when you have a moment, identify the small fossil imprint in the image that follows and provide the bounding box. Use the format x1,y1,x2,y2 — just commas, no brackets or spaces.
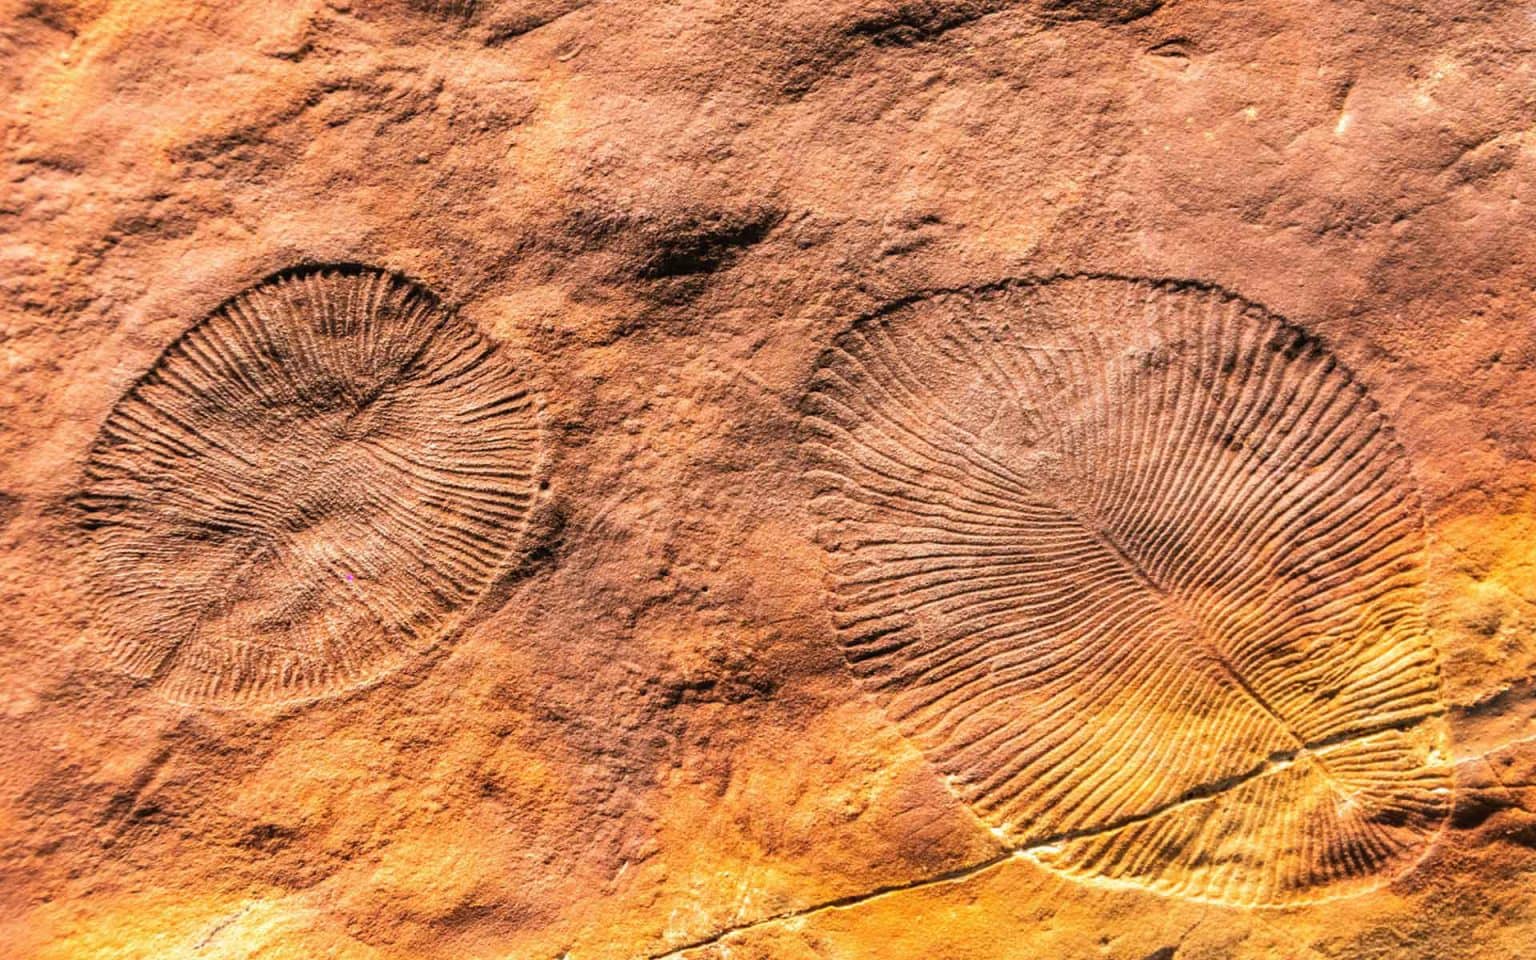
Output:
77,265,542,707
802,275,1450,906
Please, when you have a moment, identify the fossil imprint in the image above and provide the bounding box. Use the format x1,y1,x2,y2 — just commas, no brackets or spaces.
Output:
77,265,542,707
802,276,1450,906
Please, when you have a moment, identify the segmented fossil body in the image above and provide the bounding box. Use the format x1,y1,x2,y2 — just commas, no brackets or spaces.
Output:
78,265,541,706
802,276,1449,906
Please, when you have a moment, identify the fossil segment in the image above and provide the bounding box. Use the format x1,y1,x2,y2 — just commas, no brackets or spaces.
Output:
802,276,1450,906
77,265,541,706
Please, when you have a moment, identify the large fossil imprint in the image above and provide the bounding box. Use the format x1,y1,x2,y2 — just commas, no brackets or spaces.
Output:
77,265,542,707
802,275,1450,906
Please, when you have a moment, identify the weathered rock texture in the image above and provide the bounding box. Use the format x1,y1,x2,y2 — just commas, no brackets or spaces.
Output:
2,1,1535,958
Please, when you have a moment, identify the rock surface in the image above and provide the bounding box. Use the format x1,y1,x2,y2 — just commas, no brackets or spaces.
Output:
2,1,1535,957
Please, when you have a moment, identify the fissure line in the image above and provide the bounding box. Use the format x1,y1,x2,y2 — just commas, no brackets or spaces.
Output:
644,852,1015,959
643,711,1437,959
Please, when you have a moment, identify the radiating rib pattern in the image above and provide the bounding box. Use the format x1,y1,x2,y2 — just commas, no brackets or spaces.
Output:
77,265,541,706
801,276,1449,906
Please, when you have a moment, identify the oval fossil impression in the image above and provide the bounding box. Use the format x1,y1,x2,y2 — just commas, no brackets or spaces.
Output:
77,265,542,707
802,276,1450,906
